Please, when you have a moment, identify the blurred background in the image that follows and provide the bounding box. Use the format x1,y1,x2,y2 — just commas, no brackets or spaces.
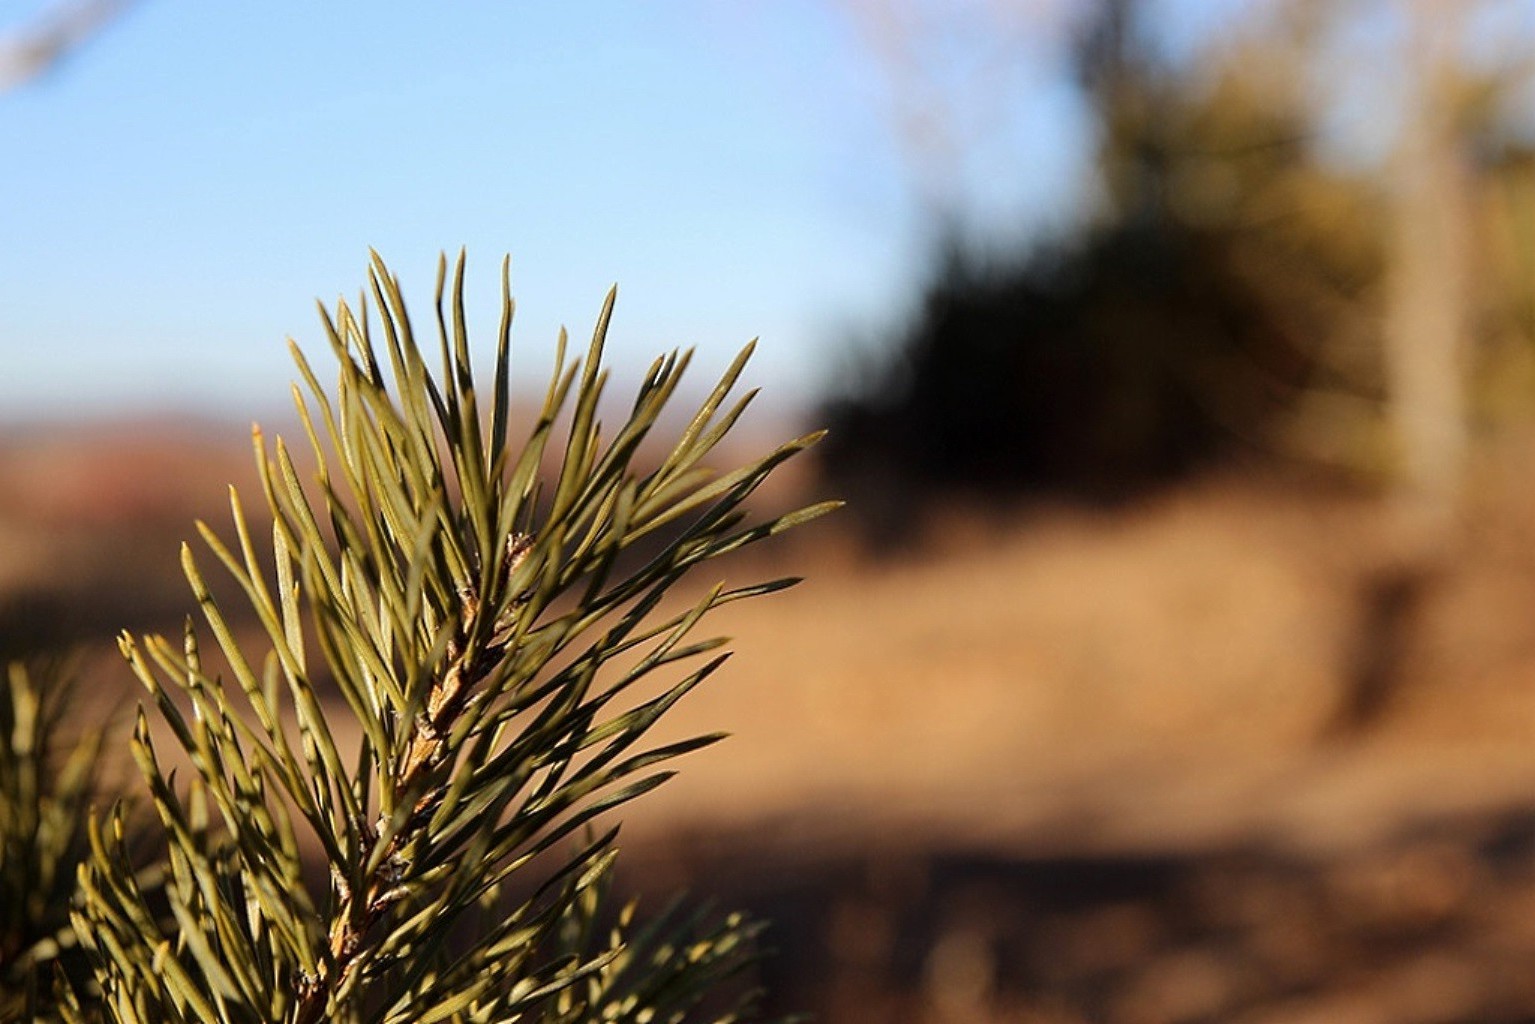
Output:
15,0,1535,1020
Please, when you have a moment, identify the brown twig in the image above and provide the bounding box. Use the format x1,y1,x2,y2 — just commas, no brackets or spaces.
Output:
293,535,531,1023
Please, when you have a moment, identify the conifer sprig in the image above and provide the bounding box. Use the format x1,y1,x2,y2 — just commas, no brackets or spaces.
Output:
0,660,105,1022
69,252,833,1023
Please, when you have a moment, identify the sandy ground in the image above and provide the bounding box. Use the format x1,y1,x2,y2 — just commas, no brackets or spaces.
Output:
641,473,1535,854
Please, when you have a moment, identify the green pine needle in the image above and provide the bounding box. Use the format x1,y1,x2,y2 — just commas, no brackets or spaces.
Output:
62,252,832,1024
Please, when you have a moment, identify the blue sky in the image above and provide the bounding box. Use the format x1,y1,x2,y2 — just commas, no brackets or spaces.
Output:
0,1,1095,425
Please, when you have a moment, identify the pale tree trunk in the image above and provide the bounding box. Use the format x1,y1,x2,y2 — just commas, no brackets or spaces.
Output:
1333,0,1475,734
1382,0,1474,544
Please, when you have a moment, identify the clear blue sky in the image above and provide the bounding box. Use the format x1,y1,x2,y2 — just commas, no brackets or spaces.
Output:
0,1,1096,425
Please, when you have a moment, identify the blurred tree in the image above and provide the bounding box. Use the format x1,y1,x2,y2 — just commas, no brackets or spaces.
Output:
821,0,1535,536
821,0,1385,540
824,0,1535,730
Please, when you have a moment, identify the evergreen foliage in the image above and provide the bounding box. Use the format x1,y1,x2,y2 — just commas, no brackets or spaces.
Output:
0,661,107,1022
3,252,830,1022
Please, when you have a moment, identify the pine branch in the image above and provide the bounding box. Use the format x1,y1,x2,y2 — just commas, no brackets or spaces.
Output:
69,251,833,1023
0,660,112,1022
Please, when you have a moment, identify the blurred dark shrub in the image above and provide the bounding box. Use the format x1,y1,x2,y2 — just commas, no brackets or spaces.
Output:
820,223,1314,508
818,3,1386,542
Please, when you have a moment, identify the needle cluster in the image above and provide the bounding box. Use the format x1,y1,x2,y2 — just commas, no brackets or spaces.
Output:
47,252,829,1023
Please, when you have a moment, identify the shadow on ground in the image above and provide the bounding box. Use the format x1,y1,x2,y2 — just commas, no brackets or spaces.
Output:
623,808,1535,1024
